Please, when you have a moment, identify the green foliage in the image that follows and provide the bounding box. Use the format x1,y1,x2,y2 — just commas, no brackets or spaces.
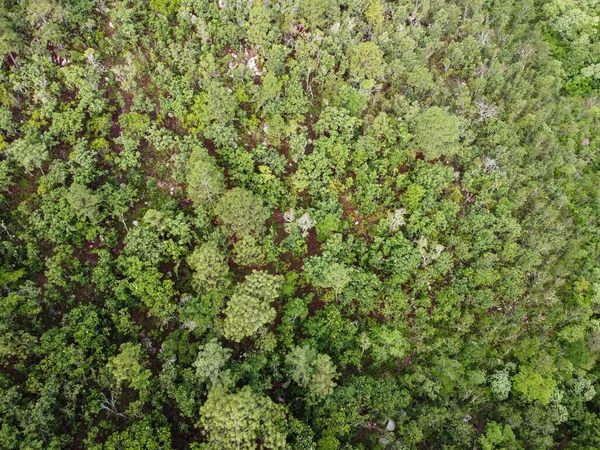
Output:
479,422,518,450
232,234,266,267
371,325,409,361
489,367,512,401
120,256,177,320
412,107,462,160
512,366,557,405
215,188,270,237
305,260,353,303
349,42,386,82
149,0,181,15
106,343,152,392
299,0,338,30
402,184,426,212
222,271,282,341
316,214,340,242
2,1,600,448
3,138,48,174
239,270,284,301
222,293,276,342
187,240,229,292
286,345,338,399
102,418,173,450
186,147,226,205
66,183,101,223
192,338,233,388
198,386,288,450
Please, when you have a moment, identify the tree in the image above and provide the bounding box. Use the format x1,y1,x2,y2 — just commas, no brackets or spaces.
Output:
102,418,173,450
120,256,177,320
478,422,518,450
349,42,386,82
192,338,233,388
412,107,462,160
186,81,238,134
4,138,48,174
187,240,229,292
365,0,385,36
512,366,557,405
286,345,338,399
370,326,408,365
214,188,270,237
186,147,225,205
66,183,101,223
315,262,353,303
106,343,151,392
149,0,181,15
299,0,338,30
198,386,288,450
0,10,24,66
489,366,513,400
238,270,284,301
232,234,266,267
247,2,280,49
222,293,276,342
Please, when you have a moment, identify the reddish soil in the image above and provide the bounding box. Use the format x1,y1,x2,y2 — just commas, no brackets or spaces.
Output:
308,295,326,313
341,196,364,225
72,240,102,266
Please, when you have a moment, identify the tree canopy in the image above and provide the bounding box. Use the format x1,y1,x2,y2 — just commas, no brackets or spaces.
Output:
1,0,600,448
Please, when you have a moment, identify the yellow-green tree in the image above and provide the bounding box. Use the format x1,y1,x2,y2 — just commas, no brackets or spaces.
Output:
198,386,288,450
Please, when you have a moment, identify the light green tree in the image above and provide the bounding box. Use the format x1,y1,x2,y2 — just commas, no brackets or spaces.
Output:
121,256,177,320
412,107,462,160
370,326,408,364
67,183,101,223
316,262,353,303
103,417,173,450
512,366,557,405
198,386,288,450
106,343,151,392
238,270,284,301
187,241,229,292
299,0,337,29
365,0,384,36
222,271,283,341
349,42,386,82
247,3,280,49
478,422,518,450
5,138,49,174
0,11,24,66
489,367,512,400
286,345,338,399
215,188,270,237
186,147,225,205
232,234,266,267
222,293,276,342
192,338,233,388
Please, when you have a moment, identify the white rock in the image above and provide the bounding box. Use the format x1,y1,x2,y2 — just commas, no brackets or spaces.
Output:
247,56,262,77
385,419,396,432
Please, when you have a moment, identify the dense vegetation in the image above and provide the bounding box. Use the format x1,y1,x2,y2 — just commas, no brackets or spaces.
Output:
1,0,600,448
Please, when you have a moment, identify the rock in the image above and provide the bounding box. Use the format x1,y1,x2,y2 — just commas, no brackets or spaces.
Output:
247,56,262,77
386,419,396,432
